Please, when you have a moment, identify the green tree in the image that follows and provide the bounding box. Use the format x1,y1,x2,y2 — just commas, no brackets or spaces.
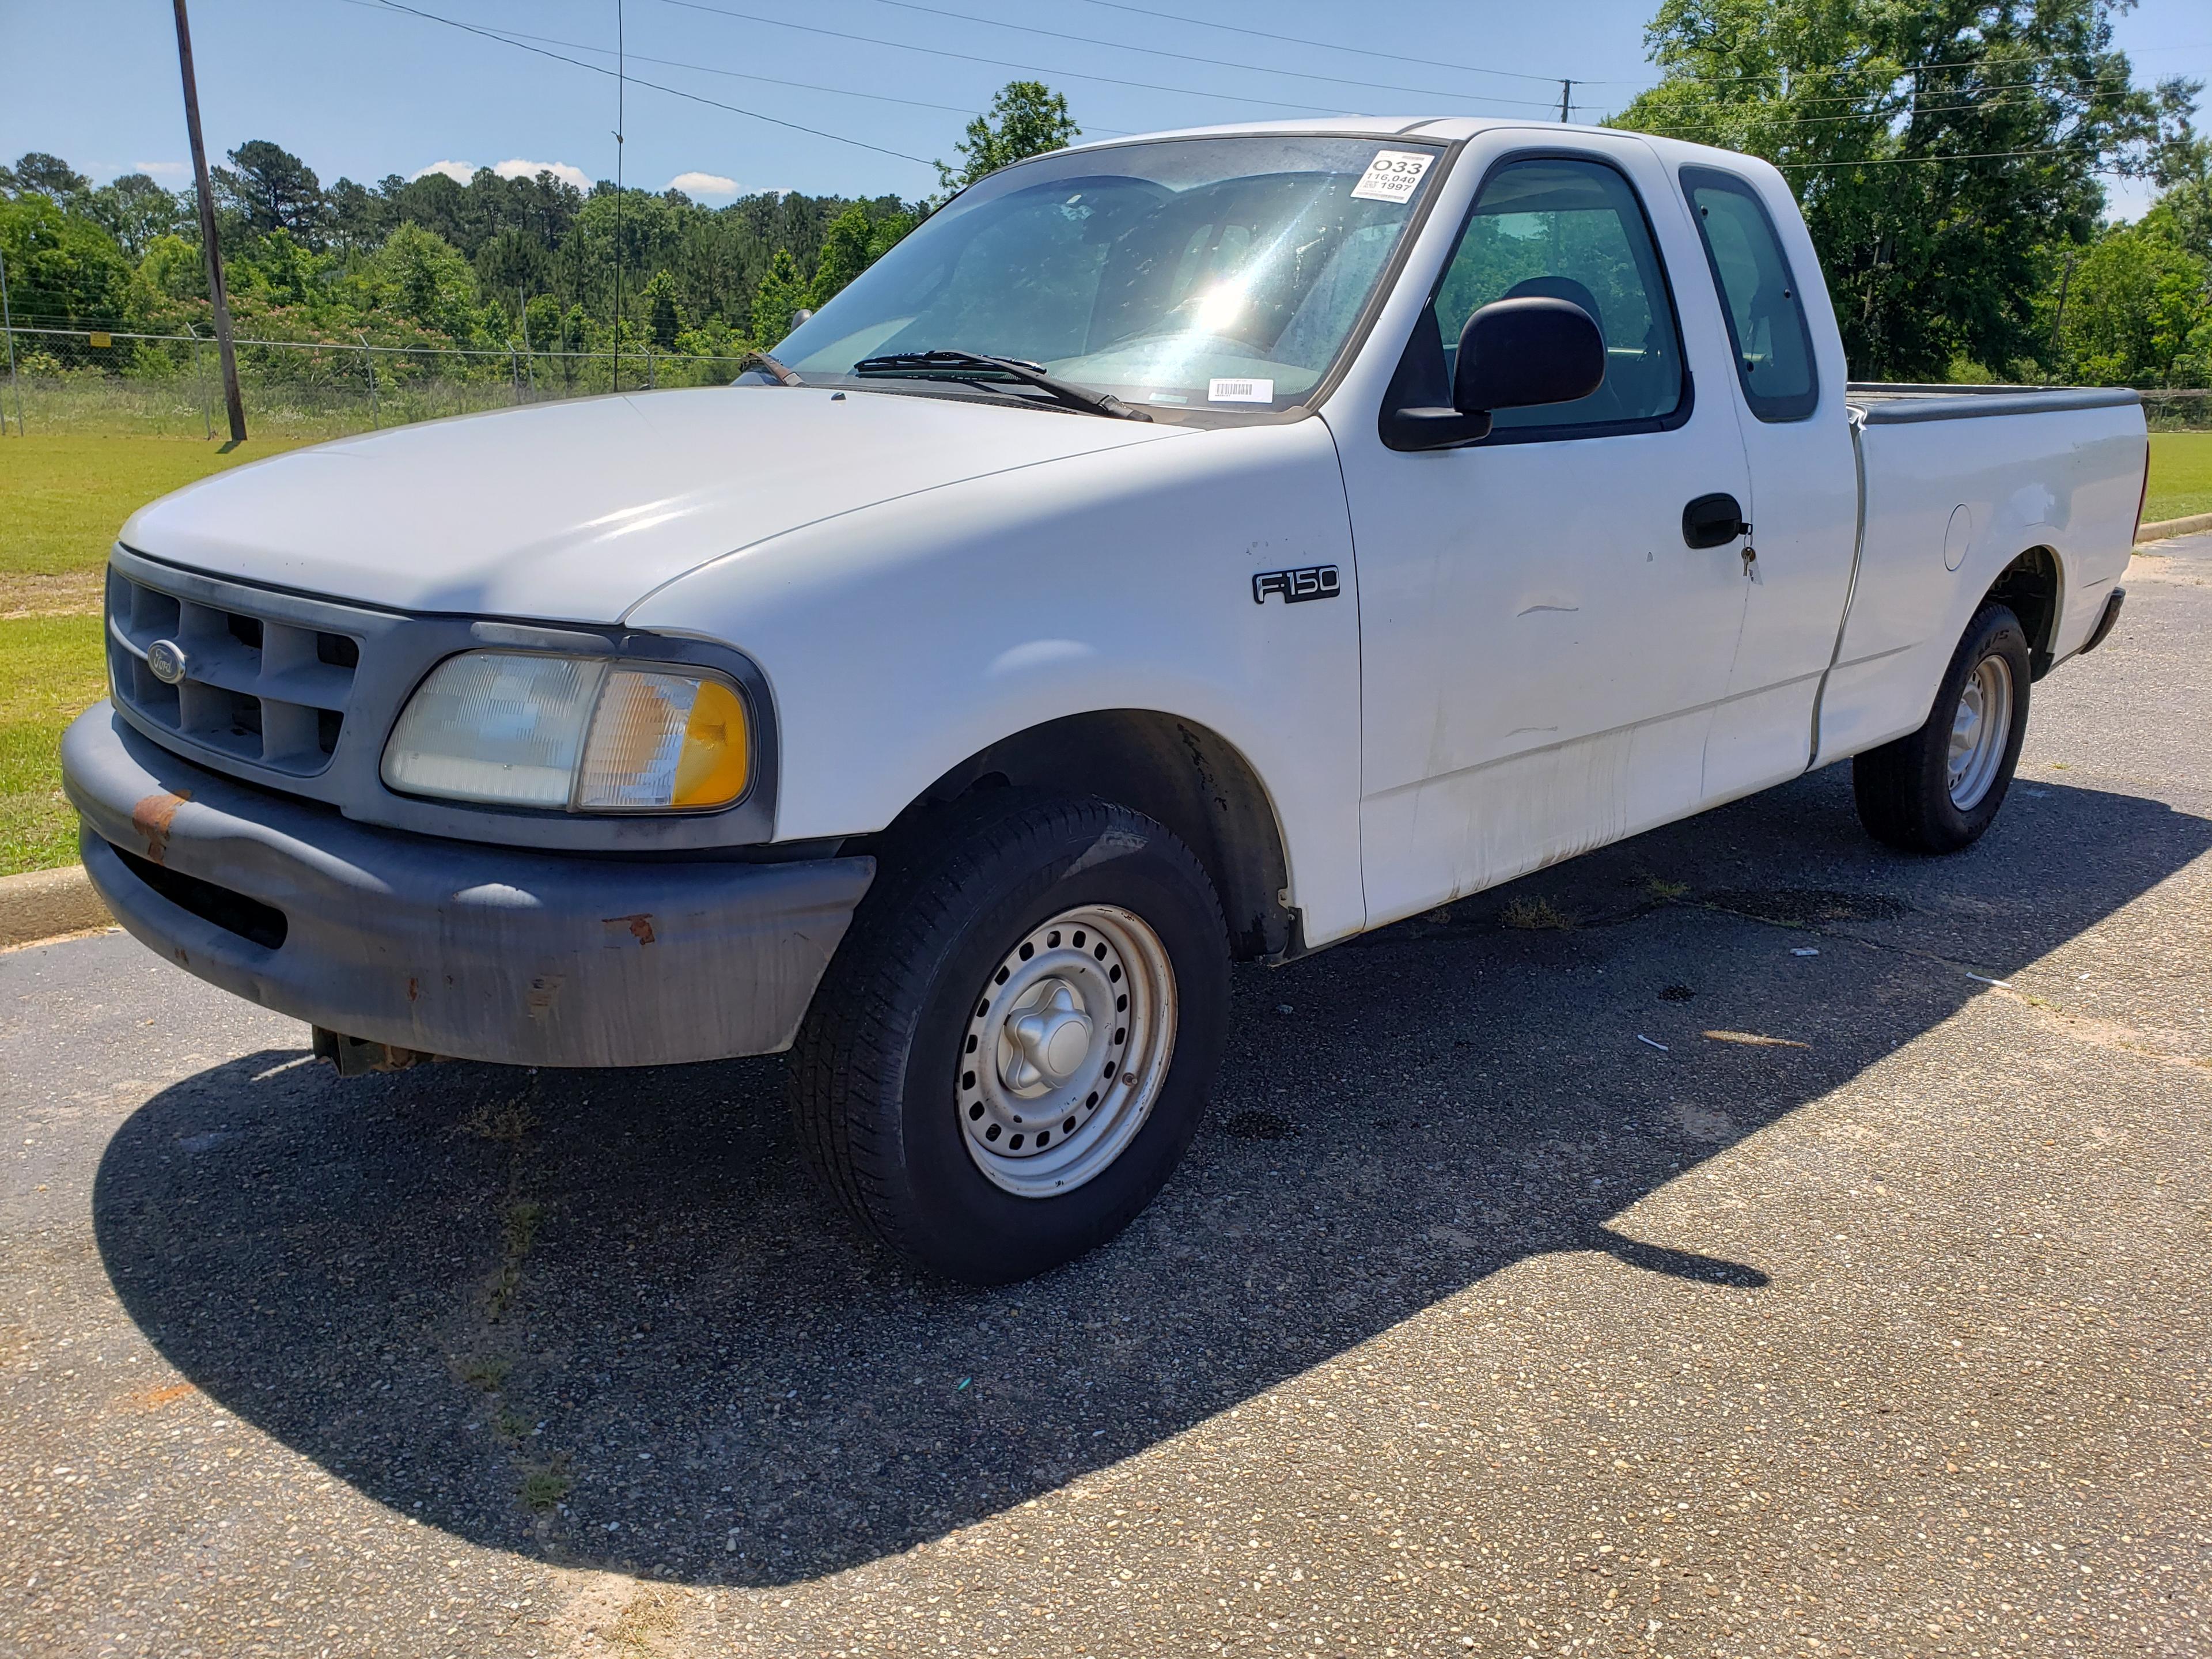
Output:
475,226,552,308
751,247,809,345
138,232,206,302
217,139,332,245
365,222,481,337
643,268,684,349
0,192,131,326
936,81,1080,195
1609,0,2168,378
2048,223,2212,386
85,172,188,259
0,151,91,208
808,204,874,308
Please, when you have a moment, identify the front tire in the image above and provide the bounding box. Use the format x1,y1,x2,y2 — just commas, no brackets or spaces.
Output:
1853,601,2032,854
789,791,1229,1283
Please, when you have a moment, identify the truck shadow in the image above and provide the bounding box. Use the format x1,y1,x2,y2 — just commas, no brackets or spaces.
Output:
90,764,2210,1586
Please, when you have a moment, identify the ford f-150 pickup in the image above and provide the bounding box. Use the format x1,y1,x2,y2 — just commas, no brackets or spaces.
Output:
63,119,2148,1282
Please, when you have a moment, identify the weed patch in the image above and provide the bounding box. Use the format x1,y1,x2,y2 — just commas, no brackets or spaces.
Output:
1499,895,1575,931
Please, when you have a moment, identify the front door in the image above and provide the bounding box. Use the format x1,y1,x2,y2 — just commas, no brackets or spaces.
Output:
1334,142,1755,927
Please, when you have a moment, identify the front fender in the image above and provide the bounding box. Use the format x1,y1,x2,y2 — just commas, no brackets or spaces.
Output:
624,417,1370,945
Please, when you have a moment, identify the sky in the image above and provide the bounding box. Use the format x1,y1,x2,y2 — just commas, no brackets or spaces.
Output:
2,0,2207,219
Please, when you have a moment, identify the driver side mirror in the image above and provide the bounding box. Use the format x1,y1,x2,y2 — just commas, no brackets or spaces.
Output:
1455,297,1606,416
1382,296,1607,451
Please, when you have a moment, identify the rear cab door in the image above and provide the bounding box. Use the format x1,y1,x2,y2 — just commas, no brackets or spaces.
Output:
1672,161,1861,797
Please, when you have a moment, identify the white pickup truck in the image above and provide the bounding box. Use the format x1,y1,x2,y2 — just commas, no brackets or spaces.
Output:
66,119,2146,1282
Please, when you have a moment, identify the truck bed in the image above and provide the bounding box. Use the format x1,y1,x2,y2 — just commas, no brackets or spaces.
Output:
1845,382,2142,425
1811,383,2146,766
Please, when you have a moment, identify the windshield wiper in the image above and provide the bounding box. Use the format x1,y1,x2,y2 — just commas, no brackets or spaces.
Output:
738,349,804,386
852,350,1152,421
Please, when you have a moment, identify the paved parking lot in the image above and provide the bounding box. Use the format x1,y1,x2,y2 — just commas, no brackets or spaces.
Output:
5,536,2209,1659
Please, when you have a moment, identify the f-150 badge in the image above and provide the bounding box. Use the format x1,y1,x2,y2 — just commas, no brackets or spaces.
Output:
1252,565,1340,604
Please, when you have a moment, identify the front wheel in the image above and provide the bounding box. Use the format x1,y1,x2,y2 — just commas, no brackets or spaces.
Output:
1853,601,2032,854
789,791,1229,1283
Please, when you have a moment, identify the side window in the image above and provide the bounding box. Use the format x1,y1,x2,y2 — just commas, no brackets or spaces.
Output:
1679,168,1819,422
1433,156,1685,433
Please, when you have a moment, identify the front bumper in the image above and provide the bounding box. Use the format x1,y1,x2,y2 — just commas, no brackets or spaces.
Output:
62,704,874,1067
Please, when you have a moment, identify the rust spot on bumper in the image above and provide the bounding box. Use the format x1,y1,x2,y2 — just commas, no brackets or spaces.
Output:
525,975,565,1020
606,912,658,946
130,790,192,865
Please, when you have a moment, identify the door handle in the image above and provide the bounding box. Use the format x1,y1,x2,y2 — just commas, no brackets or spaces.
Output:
1682,493,1752,550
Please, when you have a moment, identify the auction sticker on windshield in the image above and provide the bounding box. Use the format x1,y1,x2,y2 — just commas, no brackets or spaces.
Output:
1209,378,1275,403
1350,150,1435,203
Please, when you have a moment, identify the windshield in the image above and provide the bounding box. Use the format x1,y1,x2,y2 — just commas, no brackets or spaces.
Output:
775,137,1446,414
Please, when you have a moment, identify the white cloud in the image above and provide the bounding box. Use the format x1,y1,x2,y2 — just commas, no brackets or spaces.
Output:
412,159,478,185
132,160,189,178
666,171,738,199
494,157,591,192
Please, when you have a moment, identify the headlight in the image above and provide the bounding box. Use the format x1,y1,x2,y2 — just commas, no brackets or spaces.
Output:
382,652,751,812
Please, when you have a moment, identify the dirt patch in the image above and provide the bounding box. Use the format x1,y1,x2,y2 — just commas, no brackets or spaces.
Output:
1702,888,1909,927
0,570,103,619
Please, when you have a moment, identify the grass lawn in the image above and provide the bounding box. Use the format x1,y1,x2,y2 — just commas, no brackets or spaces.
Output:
1,613,108,874
1,434,309,875
2146,431,2212,524
0,426,2207,878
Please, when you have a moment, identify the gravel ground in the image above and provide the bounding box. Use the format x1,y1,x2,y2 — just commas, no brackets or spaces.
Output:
3,536,2209,1659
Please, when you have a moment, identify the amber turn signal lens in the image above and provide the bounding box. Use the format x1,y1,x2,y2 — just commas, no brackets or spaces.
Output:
671,676,749,807
574,668,749,810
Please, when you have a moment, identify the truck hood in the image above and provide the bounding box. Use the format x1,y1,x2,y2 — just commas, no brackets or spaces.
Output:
119,387,1187,623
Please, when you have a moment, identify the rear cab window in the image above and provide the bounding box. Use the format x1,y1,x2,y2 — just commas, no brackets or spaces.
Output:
1679,167,1819,422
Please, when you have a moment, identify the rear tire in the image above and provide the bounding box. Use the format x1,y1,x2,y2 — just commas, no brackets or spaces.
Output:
789,790,1229,1284
1853,601,2031,854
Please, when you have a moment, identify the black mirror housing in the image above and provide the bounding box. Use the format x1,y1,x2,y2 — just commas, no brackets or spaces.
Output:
1380,297,1607,452
1454,297,1606,415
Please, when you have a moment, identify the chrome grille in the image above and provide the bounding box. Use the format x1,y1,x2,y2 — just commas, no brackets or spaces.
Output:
106,565,362,777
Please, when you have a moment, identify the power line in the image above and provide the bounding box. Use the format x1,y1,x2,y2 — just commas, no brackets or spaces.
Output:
1593,42,2207,92
362,0,939,166
336,0,990,120
1628,85,2142,136
1064,0,1570,86
850,0,1566,112
656,0,1371,118
1619,62,2145,114
1770,145,2107,169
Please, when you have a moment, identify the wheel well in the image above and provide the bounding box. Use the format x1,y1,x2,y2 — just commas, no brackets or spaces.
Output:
883,711,1296,961
1985,547,2062,677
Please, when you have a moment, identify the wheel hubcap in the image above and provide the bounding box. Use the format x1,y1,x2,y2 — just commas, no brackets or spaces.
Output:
959,904,1177,1199
1001,980,1094,1091
1946,653,2014,810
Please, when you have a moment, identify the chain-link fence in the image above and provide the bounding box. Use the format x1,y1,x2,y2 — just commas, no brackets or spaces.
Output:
1,323,2209,439
2141,390,2212,431
0,325,760,440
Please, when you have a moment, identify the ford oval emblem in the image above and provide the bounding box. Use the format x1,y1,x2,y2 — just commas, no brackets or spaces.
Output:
146,639,189,685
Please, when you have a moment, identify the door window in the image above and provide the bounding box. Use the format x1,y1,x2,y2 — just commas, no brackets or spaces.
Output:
1433,156,1687,434
1679,167,1819,422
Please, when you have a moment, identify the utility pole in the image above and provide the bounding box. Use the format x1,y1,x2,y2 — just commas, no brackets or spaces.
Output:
0,238,22,435
1558,79,1575,123
173,0,245,441
2043,253,2077,385
612,0,625,393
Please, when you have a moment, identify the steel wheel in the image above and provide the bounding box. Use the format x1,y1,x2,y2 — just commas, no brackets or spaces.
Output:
959,904,1177,1199
1946,652,2015,810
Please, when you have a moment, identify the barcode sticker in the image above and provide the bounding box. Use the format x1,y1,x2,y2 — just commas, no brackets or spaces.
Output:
1207,377,1275,403
1350,149,1435,204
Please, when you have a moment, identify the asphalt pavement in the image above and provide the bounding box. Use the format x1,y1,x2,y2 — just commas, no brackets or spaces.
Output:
4,536,2209,1658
